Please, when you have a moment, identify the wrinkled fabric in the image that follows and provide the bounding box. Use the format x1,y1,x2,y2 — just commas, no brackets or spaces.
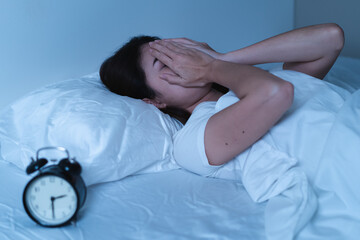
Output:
1,56,360,240
175,69,359,239
0,73,182,186
0,160,266,240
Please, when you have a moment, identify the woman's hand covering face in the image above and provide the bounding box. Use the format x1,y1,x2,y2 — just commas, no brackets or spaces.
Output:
149,40,216,87
163,38,223,60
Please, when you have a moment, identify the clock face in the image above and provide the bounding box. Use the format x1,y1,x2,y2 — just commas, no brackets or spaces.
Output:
24,175,78,226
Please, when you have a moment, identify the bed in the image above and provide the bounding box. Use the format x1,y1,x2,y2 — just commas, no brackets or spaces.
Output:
1,56,360,240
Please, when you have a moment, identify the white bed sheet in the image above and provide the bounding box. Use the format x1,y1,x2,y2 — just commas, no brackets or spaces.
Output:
0,159,265,240
1,56,360,240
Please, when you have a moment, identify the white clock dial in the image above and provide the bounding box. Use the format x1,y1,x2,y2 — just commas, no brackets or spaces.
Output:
25,175,78,225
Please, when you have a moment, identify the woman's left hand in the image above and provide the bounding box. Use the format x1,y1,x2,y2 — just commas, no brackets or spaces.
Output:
149,40,216,87
163,38,224,60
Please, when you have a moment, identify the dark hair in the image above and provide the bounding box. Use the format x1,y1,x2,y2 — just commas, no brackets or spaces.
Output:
100,36,158,100
100,35,191,124
100,35,228,124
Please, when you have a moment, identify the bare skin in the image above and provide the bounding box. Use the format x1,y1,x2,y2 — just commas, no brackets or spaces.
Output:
146,23,344,166
164,23,344,80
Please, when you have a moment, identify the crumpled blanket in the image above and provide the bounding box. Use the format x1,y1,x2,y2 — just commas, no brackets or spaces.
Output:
214,69,360,239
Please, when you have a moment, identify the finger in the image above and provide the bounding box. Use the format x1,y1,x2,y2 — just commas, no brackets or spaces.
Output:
159,73,184,85
171,42,206,51
164,38,196,45
149,40,180,57
156,40,188,53
154,39,190,51
163,41,205,56
149,48,173,68
164,39,213,54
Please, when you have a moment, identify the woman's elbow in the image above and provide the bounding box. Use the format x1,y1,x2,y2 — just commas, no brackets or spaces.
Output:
283,81,294,108
325,23,345,52
274,81,294,110
260,79,294,113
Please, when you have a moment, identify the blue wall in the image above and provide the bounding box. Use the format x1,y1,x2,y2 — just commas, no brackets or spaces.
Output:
295,0,360,59
0,0,294,110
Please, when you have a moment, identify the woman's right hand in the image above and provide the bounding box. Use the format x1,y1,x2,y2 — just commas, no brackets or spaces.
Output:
149,40,216,87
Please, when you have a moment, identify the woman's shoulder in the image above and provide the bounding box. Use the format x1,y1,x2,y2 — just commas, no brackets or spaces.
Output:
181,90,240,128
173,100,216,141
215,91,239,112
186,101,217,126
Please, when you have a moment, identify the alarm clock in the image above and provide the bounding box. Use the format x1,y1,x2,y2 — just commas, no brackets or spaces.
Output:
23,147,86,227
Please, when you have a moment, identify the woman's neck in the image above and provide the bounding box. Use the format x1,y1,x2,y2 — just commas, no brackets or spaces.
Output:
185,88,224,113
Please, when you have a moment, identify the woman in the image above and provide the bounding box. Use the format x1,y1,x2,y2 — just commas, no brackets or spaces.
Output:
100,22,344,176
100,24,349,239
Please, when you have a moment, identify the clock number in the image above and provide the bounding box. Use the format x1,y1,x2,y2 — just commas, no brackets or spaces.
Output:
41,180,46,186
34,187,40,192
49,177,55,183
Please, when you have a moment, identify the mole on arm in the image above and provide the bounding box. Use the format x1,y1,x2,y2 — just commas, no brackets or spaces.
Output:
225,130,245,146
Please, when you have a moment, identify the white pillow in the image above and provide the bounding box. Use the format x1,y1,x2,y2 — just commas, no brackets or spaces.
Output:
0,73,182,186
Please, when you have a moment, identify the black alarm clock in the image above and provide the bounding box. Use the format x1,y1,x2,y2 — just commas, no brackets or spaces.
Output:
23,147,86,227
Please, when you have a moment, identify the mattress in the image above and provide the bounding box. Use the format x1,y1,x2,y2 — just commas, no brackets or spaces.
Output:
0,159,265,239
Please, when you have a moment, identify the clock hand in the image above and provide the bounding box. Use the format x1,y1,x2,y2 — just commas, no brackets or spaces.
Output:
53,194,67,200
51,197,55,219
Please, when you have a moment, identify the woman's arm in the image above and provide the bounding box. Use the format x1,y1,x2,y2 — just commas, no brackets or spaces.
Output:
224,23,344,79
149,41,294,166
204,61,293,165
167,23,344,79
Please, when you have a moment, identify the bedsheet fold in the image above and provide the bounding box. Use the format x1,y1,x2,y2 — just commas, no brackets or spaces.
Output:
297,89,360,239
211,69,359,239
238,140,317,240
